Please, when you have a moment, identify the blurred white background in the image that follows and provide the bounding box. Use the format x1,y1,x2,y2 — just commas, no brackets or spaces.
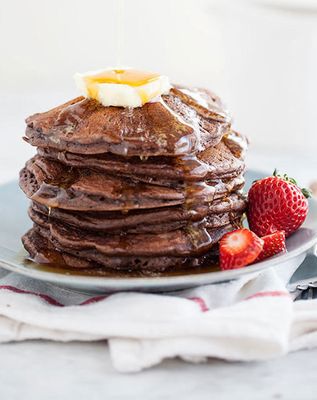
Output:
1,0,317,182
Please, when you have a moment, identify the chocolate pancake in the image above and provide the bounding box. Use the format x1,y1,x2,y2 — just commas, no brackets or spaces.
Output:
29,204,243,235
23,228,221,273
24,219,240,272
37,132,247,184
19,156,245,211
24,87,231,157
30,209,241,257
30,193,246,233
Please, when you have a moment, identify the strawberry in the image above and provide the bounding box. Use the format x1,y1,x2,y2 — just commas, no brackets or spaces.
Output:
247,171,310,237
219,228,264,270
256,231,286,262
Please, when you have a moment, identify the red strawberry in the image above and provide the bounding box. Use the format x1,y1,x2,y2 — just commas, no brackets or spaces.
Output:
220,228,264,270
248,171,310,237
256,231,286,262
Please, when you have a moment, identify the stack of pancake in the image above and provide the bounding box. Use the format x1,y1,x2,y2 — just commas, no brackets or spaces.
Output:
20,86,248,275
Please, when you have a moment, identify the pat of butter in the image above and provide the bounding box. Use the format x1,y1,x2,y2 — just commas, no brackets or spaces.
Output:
74,68,171,108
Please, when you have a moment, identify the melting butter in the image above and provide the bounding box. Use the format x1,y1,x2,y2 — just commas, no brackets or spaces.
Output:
74,68,171,108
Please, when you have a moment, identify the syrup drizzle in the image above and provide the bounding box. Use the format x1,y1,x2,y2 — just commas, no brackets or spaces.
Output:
24,71,246,274
84,69,161,103
116,0,125,67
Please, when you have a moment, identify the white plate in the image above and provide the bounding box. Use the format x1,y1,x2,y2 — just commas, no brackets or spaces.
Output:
0,170,316,293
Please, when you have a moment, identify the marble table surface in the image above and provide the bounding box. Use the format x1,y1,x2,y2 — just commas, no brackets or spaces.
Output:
1,340,317,400
1,91,317,399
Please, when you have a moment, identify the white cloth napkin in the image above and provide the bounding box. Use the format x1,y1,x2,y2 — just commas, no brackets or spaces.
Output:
0,267,315,372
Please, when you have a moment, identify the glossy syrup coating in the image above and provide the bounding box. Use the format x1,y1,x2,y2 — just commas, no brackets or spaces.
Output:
24,87,231,156
20,84,247,275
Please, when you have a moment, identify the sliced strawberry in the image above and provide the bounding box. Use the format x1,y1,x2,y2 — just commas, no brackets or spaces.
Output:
256,231,286,262
219,228,264,270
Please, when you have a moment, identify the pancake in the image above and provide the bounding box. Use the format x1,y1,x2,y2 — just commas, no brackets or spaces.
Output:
22,228,221,273
23,220,239,273
29,203,243,235
24,87,231,157
37,131,247,184
30,193,246,233
19,156,245,211
29,208,242,257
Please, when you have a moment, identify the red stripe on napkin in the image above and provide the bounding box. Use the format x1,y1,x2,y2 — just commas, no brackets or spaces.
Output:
0,285,65,307
80,295,110,305
188,297,209,312
0,285,112,307
246,291,290,300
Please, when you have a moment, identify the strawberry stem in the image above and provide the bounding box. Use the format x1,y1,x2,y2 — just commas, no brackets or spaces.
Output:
301,188,312,199
272,169,311,198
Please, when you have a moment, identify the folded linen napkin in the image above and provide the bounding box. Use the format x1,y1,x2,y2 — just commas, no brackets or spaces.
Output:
0,267,315,372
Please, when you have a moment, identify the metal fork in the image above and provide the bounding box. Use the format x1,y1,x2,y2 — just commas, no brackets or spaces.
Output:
293,282,317,301
288,251,317,301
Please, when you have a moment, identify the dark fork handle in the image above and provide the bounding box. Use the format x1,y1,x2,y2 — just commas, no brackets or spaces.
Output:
294,285,317,301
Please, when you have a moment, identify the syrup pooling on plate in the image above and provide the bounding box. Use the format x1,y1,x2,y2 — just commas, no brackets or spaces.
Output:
24,244,221,278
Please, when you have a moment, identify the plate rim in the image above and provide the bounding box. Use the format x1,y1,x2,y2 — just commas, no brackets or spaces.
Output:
1,171,317,289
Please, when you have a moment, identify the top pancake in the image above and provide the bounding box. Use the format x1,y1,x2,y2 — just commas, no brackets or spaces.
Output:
24,87,231,157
